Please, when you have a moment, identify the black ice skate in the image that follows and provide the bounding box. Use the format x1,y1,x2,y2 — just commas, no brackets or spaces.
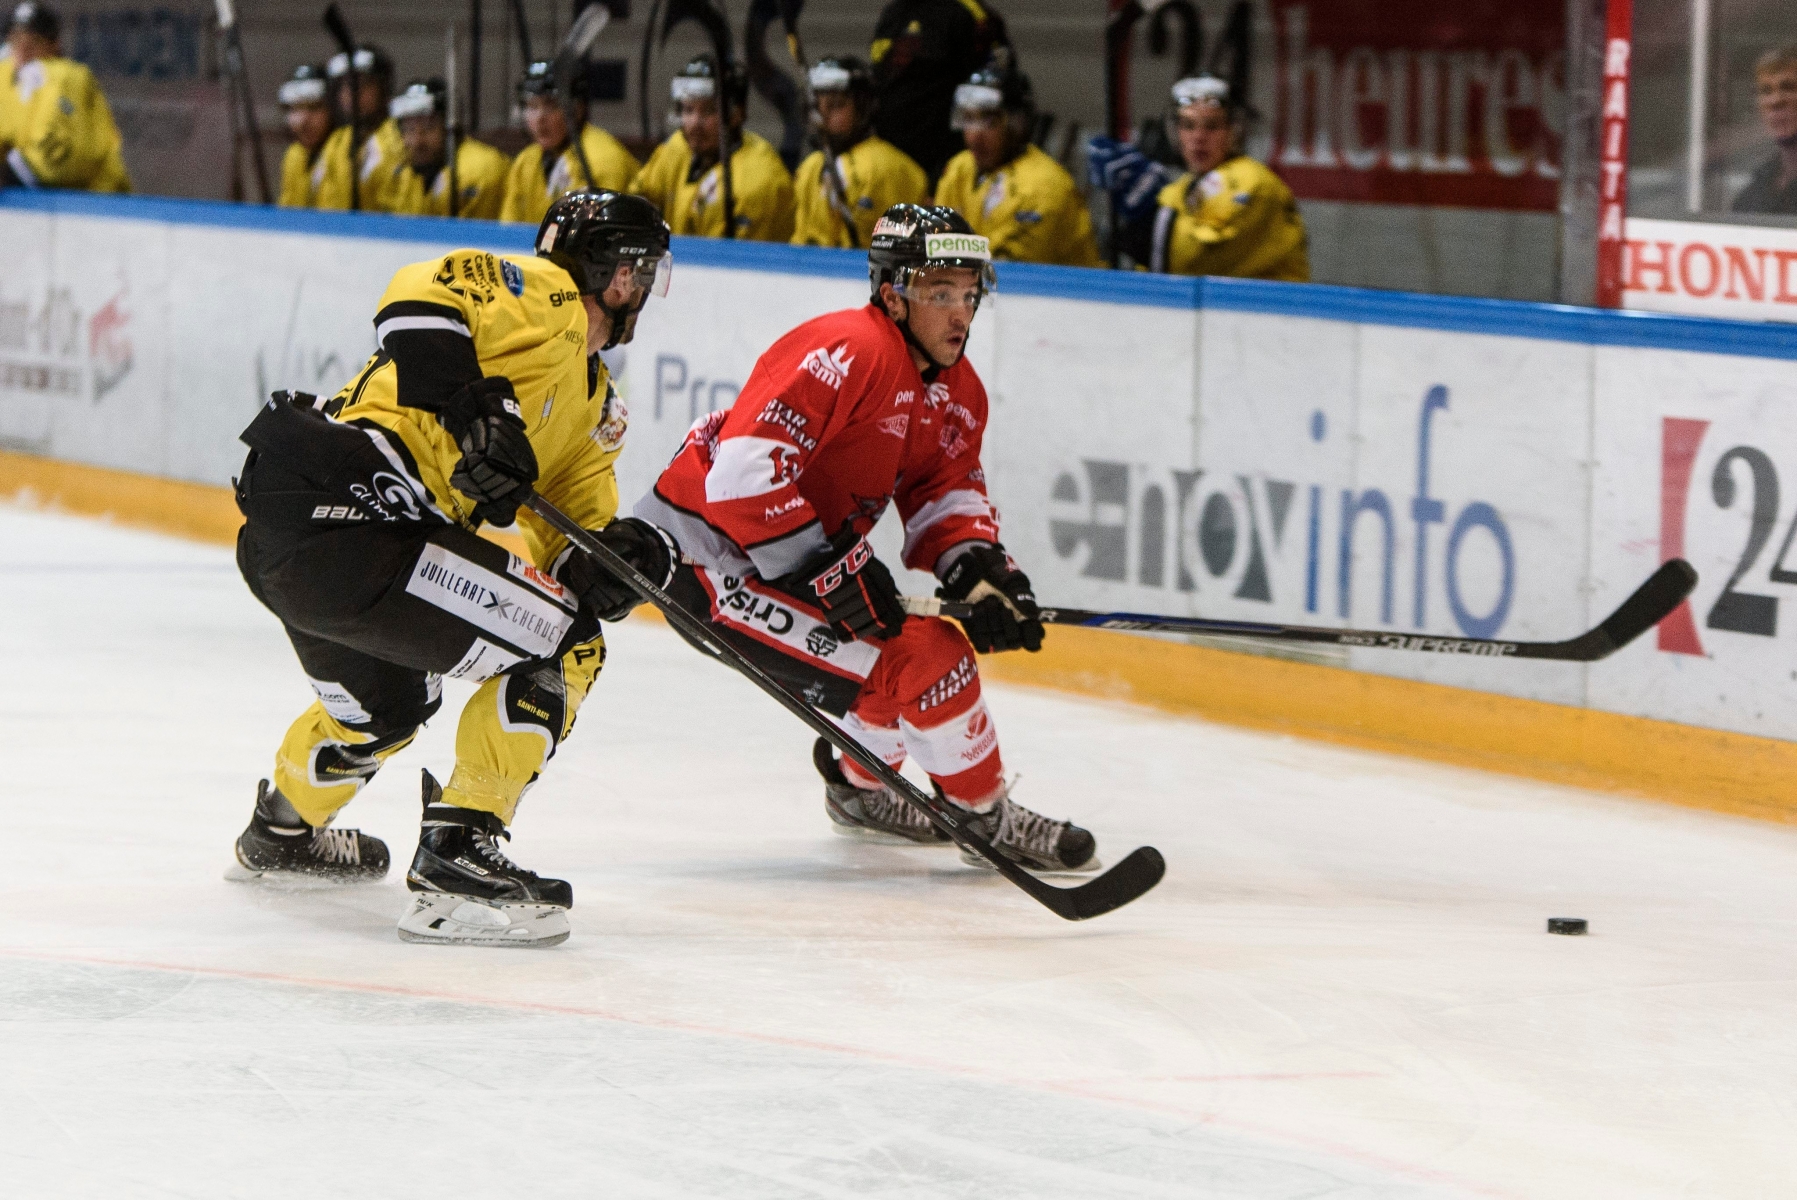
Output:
398,771,572,948
813,738,950,845
956,787,1100,875
226,779,390,883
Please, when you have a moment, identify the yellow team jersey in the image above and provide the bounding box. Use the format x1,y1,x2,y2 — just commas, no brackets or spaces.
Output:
630,129,794,242
329,251,623,568
0,55,130,191
935,144,1099,267
499,126,639,226
314,118,406,212
277,139,328,208
791,135,930,248
1152,157,1310,282
388,138,511,220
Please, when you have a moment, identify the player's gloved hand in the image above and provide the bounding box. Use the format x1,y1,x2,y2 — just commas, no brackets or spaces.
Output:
797,528,906,643
939,543,1044,654
1084,135,1175,226
443,377,537,527
1085,135,1140,190
558,518,677,623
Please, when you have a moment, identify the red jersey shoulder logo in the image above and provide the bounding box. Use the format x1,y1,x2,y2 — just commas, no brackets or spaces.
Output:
801,342,856,389
878,414,909,439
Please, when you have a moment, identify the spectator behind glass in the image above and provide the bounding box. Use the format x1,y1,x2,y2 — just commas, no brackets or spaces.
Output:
1733,44,1797,216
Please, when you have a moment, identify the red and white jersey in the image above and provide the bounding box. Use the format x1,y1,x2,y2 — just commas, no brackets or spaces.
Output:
636,303,1000,580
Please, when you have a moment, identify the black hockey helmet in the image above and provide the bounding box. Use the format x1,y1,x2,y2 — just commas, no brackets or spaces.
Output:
518,58,587,104
808,55,875,104
279,63,329,108
536,191,673,350
389,78,447,123
807,55,876,140
671,53,748,114
868,204,996,303
952,57,1034,131
9,1,58,40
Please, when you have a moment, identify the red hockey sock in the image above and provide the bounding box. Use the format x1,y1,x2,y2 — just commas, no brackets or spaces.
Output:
849,617,1004,808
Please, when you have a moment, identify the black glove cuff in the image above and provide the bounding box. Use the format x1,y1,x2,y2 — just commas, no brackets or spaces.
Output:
441,376,522,440
938,542,1006,602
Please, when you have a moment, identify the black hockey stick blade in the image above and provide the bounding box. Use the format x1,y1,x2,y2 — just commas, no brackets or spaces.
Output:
1546,557,1699,662
905,558,1698,665
522,493,1165,921
321,4,355,53
1057,845,1165,920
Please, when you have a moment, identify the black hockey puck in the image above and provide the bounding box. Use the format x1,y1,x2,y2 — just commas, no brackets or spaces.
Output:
1546,917,1587,935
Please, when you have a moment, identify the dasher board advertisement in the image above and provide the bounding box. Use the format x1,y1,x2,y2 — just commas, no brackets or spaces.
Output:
1623,218,1797,325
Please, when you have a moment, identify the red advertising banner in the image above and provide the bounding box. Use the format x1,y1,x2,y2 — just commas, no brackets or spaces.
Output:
1268,0,1565,211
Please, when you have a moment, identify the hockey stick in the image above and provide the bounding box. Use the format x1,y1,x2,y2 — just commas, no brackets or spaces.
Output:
899,558,1697,663
772,0,862,247
551,4,610,195
521,492,1166,921
505,0,534,64
321,3,362,212
215,0,272,203
446,23,461,217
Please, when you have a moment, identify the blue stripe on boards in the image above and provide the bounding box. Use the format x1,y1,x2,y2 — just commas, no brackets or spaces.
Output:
5,190,1795,361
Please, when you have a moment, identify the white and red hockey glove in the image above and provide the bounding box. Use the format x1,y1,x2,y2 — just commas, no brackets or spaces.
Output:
939,543,1044,653
798,529,907,643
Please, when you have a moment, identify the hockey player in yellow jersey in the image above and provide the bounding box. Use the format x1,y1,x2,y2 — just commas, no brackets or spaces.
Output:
276,63,332,208
499,59,638,225
1145,76,1308,281
313,46,405,212
935,60,1098,267
385,79,509,219
230,192,678,948
0,2,130,192
791,56,928,249
630,55,794,241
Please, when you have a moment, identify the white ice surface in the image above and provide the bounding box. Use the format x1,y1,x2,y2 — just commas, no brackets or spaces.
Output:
2,505,1794,1198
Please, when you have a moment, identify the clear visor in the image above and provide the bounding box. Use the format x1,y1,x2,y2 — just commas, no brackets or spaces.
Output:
281,78,327,106
894,262,995,309
1170,75,1230,111
633,250,672,299
670,75,716,103
808,63,852,93
950,83,1004,130
389,91,436,120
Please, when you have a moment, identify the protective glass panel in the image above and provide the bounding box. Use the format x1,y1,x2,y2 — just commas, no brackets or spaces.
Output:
1628,0,1797,224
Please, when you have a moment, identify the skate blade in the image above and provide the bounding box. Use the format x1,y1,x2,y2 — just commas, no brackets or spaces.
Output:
958,850,1105,877
396,893,570,948
224,861,385,887
829,822,952,847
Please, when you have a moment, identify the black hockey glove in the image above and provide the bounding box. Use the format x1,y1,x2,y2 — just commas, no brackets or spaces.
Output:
444,377,537,527
794,528,907,643
558,518,677,623
939,543,1044,653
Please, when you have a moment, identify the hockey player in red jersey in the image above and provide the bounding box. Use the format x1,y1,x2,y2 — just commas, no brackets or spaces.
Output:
636,204,1096,873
